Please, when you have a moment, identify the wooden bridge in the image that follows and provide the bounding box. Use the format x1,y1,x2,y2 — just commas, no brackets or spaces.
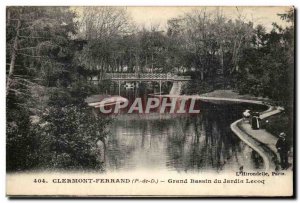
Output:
102,73,191,81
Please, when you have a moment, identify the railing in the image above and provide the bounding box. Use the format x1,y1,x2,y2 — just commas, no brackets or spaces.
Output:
102,73,191,81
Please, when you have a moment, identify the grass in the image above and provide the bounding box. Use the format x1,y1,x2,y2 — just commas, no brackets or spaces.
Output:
260,111,293,144
198,89,269,101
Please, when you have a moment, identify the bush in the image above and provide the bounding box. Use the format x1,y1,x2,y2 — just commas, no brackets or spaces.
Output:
183,79,214,95
6,108,39,171
7,103,111,171
35,105,111,170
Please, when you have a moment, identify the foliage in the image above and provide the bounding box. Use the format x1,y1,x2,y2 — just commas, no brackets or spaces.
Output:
6,7,77,89
7,104,111,171
6,108,38,171
6,7,112,171
35,105,111,170
236,8,294,108
261,111,293,144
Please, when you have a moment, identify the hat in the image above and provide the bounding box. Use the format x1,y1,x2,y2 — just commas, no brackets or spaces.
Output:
279,132,286,138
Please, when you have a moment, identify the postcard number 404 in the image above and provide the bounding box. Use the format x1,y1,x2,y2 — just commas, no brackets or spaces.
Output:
33,178,48,183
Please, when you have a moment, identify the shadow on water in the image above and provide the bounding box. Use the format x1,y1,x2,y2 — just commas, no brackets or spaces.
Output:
103,97,267,173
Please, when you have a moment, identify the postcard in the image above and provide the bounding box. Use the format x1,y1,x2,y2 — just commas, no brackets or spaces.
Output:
6,6,294,197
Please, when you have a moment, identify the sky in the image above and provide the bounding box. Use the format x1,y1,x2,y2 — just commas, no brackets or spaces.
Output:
124,6,292,31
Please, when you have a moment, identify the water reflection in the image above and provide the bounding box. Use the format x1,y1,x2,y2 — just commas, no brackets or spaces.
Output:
104,101,267,172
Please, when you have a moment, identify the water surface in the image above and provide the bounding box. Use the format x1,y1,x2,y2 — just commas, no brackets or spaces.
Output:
104,100,267,173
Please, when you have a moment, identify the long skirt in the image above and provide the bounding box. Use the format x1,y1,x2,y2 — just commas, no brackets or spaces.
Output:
251,116,260,129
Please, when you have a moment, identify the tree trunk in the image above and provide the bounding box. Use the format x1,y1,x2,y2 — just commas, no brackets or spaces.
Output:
7,19,21,96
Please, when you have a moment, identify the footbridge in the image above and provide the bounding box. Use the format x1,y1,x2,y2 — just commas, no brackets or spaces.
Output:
102,73,191,81
99,73,191,95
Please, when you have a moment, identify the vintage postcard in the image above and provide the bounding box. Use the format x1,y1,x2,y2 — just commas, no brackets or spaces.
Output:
6,6,294,197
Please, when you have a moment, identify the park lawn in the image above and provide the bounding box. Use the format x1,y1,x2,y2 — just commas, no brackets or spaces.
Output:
261,111,294,144
198,89,269,102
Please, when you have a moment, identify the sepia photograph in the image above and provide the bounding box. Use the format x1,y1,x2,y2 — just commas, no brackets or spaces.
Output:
5,5,295,197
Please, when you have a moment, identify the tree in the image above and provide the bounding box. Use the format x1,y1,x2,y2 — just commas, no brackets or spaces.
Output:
79,7,131,40
35,106,111,170
166,8,254,90
75,7,133,80
6,7,77,94
236,8,294,107
6,7,112,171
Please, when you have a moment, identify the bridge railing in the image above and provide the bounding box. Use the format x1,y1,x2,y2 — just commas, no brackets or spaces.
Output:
102,73,191,80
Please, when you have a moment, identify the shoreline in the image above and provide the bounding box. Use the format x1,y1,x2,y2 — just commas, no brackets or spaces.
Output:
189,94,283,171
162,90,284,171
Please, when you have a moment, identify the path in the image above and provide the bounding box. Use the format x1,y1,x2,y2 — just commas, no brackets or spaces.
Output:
231,106,283,171
233,106,289,171
169,81,184,95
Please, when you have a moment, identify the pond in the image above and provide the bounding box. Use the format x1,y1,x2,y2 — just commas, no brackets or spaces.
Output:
103,97,268,173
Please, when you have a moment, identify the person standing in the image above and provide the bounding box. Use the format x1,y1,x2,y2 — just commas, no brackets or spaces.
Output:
276,132,290,169
243,109,251,122
251,112,260,129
